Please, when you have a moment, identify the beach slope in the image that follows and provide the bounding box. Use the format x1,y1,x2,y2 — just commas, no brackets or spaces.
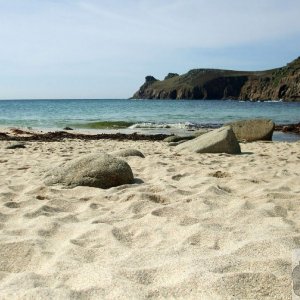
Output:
0,138,299,299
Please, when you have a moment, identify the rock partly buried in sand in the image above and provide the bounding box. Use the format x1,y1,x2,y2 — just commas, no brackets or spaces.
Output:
45,153,134,189
6,142,26,149
168,141,187,147
226,119,275,141
193,129,210,137
166,130,210,146
176,126,241,154
112,149,145,158
163,135,195,143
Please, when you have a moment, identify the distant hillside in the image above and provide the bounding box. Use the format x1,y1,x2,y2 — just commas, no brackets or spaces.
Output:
131,57,300,101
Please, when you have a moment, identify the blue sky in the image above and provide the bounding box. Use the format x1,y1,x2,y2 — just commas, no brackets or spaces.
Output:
0,0,299,99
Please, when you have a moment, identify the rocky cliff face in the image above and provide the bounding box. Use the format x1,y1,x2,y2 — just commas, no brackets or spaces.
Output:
239,58,300,101
131,57,300,101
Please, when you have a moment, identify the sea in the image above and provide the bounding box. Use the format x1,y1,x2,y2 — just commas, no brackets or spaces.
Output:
0,99,299,141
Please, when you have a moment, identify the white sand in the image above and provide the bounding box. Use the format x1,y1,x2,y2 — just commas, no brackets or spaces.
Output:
0,138,299,299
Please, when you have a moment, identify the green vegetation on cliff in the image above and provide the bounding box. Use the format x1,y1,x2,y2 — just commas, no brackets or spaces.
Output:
132,57,300,101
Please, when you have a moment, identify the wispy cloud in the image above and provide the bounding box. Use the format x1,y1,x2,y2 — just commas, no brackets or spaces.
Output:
76,0,300,47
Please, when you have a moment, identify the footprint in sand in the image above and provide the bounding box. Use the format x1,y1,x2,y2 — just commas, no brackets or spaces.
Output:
185,232,202,246
111,227,133,246
70,230,107,249
119,268,157,285
210,170,231,178
214,272,286,299
91,218,115,225
151,206,179,217
0,192,17,201
179,216,199,226
4,201,20,208
37,222,60,238
79,197,91,202
206,185,232,195
24,205,62,218
142,193,169,204
266,205,288,218
0,212,9,222
8,185,25,192
69,239,87,247
0,241,35,272
171,174,187,181
128,201,151,214
89,203,100,209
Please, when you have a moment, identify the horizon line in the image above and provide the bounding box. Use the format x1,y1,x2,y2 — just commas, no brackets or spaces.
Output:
0,98,131,101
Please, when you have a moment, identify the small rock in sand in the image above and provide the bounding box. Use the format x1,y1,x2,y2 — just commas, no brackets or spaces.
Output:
112,149,145,158
6,142,26,149
164,135,195,143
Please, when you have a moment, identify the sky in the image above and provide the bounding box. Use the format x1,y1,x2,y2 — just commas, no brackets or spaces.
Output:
0,0,300,99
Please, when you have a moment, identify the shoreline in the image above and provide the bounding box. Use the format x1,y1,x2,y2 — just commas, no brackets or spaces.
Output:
0,122,299,142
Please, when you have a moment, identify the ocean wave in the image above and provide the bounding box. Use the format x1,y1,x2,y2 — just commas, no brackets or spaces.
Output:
69,120,222,130
71,121,135,129
129,122,221,130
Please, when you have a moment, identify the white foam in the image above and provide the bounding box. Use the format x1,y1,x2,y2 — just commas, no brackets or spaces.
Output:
129,122,199,130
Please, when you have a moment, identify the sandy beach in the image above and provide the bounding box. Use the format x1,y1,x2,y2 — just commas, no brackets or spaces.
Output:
0,136,299,299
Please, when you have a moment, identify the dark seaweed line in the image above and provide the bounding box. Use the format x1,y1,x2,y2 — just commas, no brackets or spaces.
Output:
0,131,170,142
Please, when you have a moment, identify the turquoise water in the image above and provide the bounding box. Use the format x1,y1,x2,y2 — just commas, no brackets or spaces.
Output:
0,99,299,130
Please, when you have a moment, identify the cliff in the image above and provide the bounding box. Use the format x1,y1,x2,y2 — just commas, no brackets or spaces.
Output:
131,57,300,101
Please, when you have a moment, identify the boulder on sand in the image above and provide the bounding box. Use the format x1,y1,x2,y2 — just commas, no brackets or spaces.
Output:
45,153,134,189
226,119,275,141
111,149,145,158
175,126,241,154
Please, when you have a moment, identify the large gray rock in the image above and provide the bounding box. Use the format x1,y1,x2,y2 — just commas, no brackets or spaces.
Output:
45,153,134,189
226,119,275,141
175,126,241,154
